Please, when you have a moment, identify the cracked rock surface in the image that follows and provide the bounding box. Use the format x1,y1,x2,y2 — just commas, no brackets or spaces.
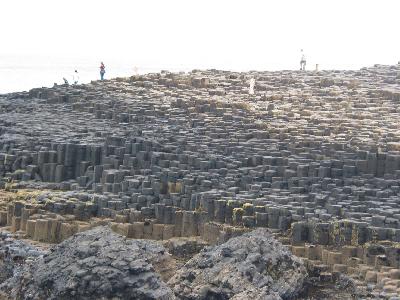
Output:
0,226,308,300
0,232,46,285
0,226,175,300
168,228,307,300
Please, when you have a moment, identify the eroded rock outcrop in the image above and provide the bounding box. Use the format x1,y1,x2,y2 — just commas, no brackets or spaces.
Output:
0,226,175,300
168,228,307,299
0,226,310,300
0,232,46,285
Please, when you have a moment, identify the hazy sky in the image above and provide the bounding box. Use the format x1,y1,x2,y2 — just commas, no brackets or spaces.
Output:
1,0,400,70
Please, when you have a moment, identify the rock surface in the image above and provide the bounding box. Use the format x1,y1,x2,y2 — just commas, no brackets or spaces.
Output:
3,67,400,247
0,226,175,300
163,237,209,260
0,226,310,300
2,65,400,297
168,228,307,299
0,232,46,284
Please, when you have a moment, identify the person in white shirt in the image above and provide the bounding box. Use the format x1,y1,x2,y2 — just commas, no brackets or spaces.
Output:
300,49,306,71
73,70,79,84
249,77,255,95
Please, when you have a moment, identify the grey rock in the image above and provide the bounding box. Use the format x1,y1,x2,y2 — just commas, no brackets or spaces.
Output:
1,226,175,300
168,228,307,299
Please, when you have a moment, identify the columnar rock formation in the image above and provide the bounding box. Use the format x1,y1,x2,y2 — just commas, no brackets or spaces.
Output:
1,64,400,297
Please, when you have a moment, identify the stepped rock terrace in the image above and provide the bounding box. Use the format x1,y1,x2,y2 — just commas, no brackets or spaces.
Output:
1,64,400,298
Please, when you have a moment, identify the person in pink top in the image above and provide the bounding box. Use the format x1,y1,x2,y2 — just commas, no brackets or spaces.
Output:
100,62,105,80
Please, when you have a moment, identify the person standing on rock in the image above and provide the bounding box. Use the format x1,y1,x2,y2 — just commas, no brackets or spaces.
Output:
249,77,255,95
100,62,106,80
300,49,306,71
73,70,79,84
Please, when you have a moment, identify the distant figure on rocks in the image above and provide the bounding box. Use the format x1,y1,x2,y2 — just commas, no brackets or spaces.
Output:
100,62,106,80
300,49,306,71
73,70,79,84
249,77,255,95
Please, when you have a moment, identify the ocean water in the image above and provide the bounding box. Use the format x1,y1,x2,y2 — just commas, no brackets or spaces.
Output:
0,55,191,94
2,54,392,95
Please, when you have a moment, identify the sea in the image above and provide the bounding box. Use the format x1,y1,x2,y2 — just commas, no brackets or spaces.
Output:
1,53,393,95
0,54,193,94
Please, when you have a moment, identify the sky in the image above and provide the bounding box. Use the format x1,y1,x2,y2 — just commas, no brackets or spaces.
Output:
1,0,400,71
